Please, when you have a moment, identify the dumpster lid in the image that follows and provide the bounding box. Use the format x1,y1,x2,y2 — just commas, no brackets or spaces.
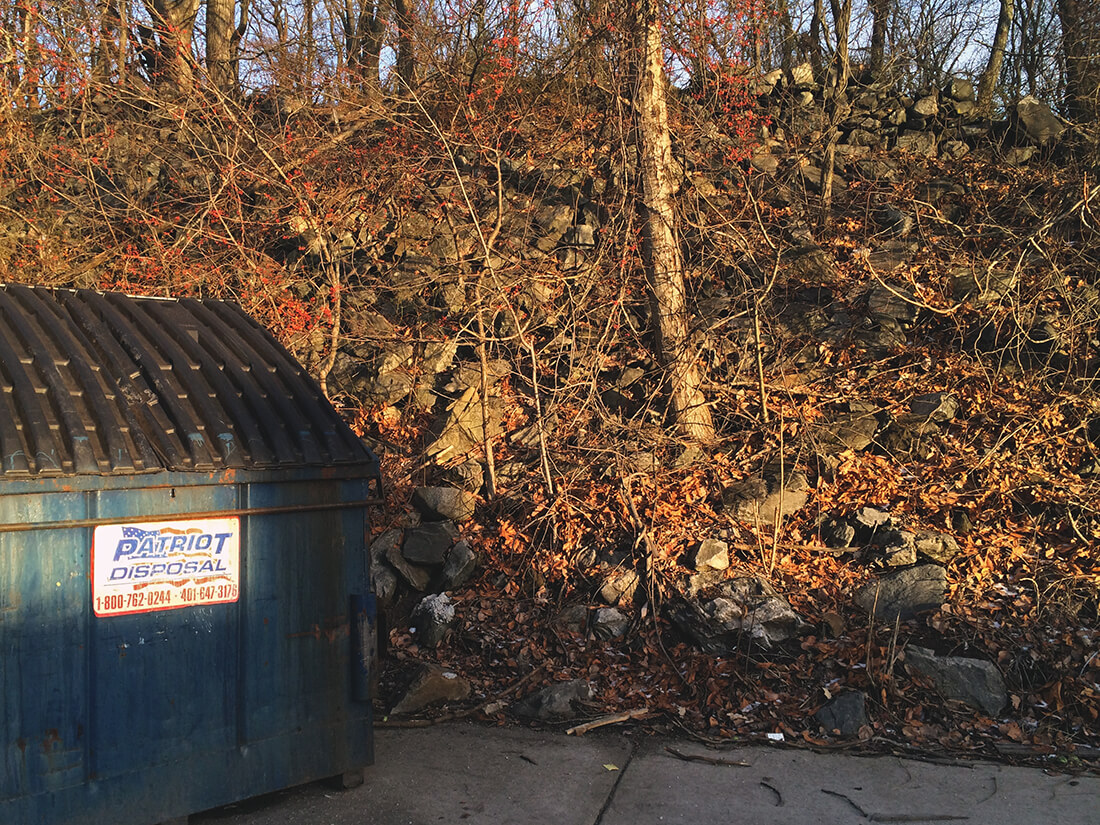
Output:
0,284,376,477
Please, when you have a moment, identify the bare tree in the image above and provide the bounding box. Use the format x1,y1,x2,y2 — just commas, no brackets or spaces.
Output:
206,0,250,93
869,0,890,78
1057,0,1100,121
977,0,1014,114
142,0,201,90
634,0,715,442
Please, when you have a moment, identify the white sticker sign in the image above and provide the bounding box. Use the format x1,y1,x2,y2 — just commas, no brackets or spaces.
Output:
92,518,240,617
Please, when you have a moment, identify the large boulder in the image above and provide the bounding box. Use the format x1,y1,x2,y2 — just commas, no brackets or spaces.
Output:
389,664,472,714
721,466,810,524
905,647,1007,715
669,577,808,652
854,564,948,621
1013,95,1065,146
410,593,456,648
515,679,594,721
815,691,869,736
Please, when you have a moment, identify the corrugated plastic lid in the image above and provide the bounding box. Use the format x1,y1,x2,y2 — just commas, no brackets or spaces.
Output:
0,284,376,477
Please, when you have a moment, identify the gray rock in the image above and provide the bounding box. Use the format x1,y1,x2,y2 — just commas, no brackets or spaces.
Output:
591,607,630,640
386,538,432,591
390,663,472,714
882,530,918,566
877,416,941,462
943,78,974,102
535,203,574,236
515,679,594,721
597,566,639,606
669,577,807,652
854,506,894,531
951,510,974,535
821,518,856,549
421,338,458,375
691,539,730,571
750,151,780,175
1004,145,1037,165
919,179,966,204
818,406,880,452
866,240,916,271
425,387,504,463
368,369,416,405
444,459,485,493
815,691,869,736
412,486,477,522
910,393,959,422
866,282,918,325
556,605,589,634
905,646,1007,715
439,539,479,589
563,224,596,247
950,266,1017,305
443,359,511,394
911,95,939,117
782,244,837,282
722,466,810,524
876,206,914,237
939,140,970,160
402,521,459,566
913,531,961,563
371,528,404,564
789,62,814,86
1014,95,1065,146
855,564,948,621
410,593,456,648
896,131,936,156
372,562,399,607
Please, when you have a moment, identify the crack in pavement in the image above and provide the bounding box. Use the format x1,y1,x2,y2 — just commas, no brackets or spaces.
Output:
592,739,639,825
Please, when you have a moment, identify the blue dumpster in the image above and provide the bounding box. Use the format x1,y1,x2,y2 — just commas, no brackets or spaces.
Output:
0,285,379,824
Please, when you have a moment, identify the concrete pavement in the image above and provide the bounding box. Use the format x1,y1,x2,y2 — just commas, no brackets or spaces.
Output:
191,722,1099,825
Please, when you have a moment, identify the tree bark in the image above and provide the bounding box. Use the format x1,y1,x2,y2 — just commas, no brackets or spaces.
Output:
869,0,889,78
1057,0,1100,121
145,0,201,91
775,0,795,72
634,0,714,442
809,0,826,78
977,0,1014,115
393,0,416,92
821,0,851,224
340,0,387,95
205,0,235,92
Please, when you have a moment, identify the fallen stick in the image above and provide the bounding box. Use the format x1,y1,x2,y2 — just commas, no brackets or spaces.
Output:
664,747,750,767
566,708,649,735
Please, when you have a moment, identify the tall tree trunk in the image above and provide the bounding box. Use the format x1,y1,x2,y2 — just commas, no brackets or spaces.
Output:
809,0,826,78
869,0,889,78
205,0,235,92
1057,0,1099,121
145,0,201,91
775,0,795,72
635,0,714,442
821,0,851,224
393,0,416,92
341,0,386,95
977,0,1014,115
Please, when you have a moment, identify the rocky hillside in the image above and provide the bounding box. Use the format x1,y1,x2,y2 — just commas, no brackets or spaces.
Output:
2,72,1098,763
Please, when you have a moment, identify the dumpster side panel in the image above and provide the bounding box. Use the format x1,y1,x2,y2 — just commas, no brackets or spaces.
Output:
241,476,372,763
1,472,374,824
0,491,88,802
88,484,241,779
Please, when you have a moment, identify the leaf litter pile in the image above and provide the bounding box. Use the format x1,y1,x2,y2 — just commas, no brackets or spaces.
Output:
358,148,1099,771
